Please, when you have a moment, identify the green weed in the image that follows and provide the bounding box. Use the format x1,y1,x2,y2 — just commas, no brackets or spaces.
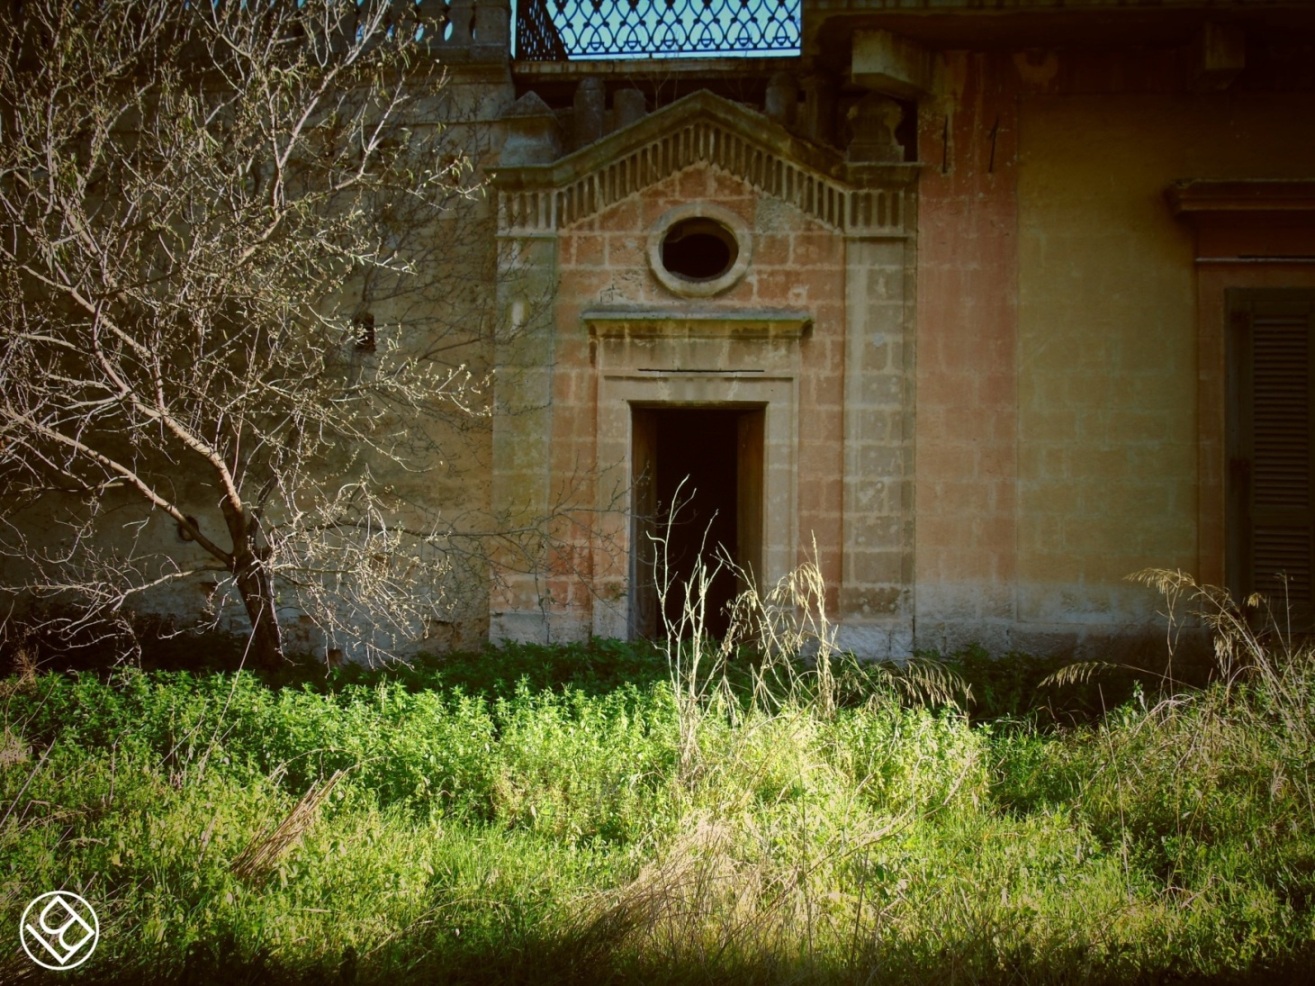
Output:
2,570,1314,984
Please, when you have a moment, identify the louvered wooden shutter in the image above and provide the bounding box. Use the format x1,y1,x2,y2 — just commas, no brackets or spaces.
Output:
1231,291,1315,624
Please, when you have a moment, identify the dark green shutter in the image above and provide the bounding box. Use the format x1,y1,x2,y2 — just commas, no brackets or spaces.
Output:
1230,290,1315,623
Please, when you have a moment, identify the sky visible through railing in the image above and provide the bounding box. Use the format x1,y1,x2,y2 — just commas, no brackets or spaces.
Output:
514,0,801,60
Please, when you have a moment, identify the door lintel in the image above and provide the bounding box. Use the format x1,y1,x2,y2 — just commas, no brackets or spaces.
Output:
584,308,813,339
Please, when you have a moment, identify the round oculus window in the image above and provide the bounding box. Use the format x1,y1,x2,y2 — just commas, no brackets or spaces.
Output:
647,205,752,298
661,218,738,282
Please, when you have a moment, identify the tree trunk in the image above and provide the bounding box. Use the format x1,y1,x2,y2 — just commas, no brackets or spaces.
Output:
224,501,285,669
233,550,285,669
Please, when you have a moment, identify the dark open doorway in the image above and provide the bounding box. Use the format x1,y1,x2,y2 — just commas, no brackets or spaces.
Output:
631,405,764,640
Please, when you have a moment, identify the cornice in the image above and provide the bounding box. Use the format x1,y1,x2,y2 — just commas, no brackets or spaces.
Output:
1167,180,1315,219
493,90,917,238
1167,179,1315,261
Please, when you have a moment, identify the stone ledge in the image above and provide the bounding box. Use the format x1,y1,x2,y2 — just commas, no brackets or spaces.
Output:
511,57,800,81
584,308,813,338
1167,179,1315,217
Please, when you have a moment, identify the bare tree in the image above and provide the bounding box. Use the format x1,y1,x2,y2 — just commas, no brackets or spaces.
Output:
0,0,495,667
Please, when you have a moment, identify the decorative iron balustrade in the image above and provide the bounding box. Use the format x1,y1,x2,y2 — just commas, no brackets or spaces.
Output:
516,0,800,61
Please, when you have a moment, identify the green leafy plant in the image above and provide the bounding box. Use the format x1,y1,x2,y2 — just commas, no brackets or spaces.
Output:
4,598,1314,984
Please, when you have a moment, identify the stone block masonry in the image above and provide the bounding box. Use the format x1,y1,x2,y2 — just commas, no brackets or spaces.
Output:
490,91,918,655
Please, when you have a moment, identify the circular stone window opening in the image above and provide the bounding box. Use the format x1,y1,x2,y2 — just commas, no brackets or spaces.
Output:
662,218,738,281
648,204,751,298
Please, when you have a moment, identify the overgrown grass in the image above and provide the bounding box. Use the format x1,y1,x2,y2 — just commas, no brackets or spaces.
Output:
3,575,1315,983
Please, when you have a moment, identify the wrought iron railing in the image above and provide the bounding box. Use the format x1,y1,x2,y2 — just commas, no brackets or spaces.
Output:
515,0,800,61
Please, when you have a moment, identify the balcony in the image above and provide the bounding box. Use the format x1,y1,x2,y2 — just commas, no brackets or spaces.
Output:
514,0,801,60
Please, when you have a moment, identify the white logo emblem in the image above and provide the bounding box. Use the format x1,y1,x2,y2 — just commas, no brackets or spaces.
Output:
20,892,99,970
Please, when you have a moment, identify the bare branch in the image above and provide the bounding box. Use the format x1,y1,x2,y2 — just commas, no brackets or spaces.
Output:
0,0,508,667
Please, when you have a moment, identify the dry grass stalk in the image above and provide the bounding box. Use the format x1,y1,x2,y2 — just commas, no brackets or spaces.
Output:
652,511,971,778
230,769,347,884
571,818,782,969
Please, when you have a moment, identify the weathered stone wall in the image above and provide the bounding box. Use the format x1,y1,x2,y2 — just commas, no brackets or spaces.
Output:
20,5,1314,664
486,86,918,655
913,52,1020,655
1016,90,1315,653
915,44,1315,656
550,164,849,637
0,53,517,663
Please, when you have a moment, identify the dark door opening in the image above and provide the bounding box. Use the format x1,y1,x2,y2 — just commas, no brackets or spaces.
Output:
631,406,764,640
1227,289,1315,629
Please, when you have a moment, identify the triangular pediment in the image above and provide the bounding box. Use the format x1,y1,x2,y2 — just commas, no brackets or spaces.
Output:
492,90,914,236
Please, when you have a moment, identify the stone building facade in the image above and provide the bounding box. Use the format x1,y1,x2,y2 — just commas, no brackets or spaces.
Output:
453,0,1315,658
489,89,918,656
15,0,1312,661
